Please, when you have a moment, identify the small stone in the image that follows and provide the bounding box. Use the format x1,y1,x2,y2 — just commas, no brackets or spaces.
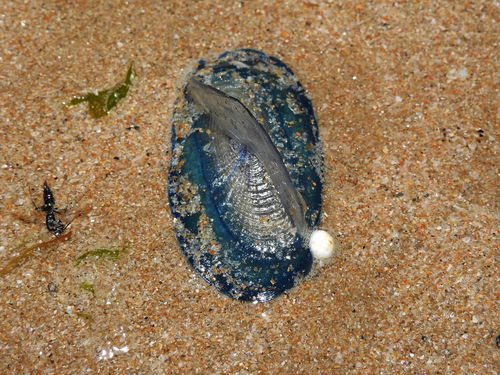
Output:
48,282,57,293
457,69,467,79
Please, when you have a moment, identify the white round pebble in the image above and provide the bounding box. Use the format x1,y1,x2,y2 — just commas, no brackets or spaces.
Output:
309,230,335,259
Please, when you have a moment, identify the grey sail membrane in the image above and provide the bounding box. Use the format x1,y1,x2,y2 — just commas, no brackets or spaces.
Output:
168,49,324,302
186,78,308,239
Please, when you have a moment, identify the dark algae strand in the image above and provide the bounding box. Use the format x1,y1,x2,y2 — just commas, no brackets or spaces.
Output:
68,63,136,119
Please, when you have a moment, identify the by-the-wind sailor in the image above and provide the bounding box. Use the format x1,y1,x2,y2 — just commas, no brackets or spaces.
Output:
168,49,334,302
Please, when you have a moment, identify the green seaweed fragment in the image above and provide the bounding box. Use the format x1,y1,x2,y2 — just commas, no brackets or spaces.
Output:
79,281,95,294
68,63,136,118
75,246,128,266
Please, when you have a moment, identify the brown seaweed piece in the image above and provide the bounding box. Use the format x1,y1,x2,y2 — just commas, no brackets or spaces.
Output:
0,232,72,277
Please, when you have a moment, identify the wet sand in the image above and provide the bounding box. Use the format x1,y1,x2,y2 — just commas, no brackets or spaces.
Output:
1,0,499,373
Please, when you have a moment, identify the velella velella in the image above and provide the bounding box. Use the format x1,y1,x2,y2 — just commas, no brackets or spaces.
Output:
168,49,334,302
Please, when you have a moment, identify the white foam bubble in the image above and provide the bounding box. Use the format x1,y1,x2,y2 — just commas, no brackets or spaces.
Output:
309,230,335,259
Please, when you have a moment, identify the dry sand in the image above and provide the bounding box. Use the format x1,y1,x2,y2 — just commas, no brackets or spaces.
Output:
0,0,499,373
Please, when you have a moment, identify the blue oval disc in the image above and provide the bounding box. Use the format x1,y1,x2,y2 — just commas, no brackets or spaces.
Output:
168,49,324,302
